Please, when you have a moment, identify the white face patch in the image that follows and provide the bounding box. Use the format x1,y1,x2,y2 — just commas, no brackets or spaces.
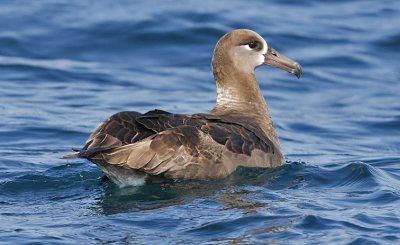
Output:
257,38,268,67
255,52,264,67
261,38,268,56
234,36,269,73
243,45,254,51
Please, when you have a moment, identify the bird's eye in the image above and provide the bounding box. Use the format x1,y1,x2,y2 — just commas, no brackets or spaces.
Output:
248,41,258,49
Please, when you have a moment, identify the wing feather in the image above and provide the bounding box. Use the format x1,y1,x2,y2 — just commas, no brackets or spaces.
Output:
70,110,281,180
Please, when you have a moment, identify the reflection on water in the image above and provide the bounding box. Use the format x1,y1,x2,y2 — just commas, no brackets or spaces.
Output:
95,167,284,215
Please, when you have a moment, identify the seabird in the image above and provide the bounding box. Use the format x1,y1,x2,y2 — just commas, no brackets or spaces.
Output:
63,29,302,186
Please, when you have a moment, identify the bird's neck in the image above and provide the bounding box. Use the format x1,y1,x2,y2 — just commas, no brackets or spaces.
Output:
211,69,281,148
212,71,266,114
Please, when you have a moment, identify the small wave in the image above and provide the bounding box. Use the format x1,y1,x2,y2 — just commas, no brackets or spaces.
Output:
369,115,400,131
0,163,101,198
0,125,88,149
372,32,400,52
0,55,100,72
308,162,389,190
0,35,29,57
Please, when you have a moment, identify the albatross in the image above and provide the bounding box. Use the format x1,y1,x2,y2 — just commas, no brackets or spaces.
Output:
63,29,302,186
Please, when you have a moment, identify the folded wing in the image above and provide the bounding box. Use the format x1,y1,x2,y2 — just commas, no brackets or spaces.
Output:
75,110,280,179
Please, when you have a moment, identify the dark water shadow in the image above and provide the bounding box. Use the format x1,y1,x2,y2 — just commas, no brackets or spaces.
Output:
92,163,307,215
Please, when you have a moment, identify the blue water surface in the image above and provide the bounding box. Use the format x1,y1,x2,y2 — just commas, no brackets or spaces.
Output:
1,0,400,244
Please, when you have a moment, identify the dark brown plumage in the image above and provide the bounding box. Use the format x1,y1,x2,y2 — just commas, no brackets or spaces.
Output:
63,29,301,186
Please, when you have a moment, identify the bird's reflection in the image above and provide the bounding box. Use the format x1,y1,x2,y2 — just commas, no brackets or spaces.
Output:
92,164,303,215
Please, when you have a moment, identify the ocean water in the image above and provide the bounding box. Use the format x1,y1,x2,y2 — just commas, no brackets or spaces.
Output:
1,0,399,244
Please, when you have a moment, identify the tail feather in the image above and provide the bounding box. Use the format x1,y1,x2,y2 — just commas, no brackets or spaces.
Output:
61,145,118,159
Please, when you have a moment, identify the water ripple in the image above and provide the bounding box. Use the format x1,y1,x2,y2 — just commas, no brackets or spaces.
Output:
1,0,400,244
